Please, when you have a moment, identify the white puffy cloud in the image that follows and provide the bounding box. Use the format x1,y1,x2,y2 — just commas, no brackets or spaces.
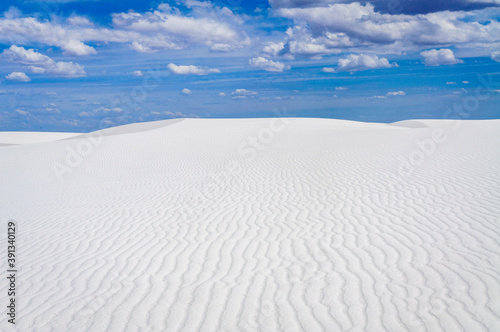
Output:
0,4,249,57
335,54,397,72
110,4,248,53
275,25,350,58
492,51,500,62
262,42,285,57
43,107,59,113
163,111,200,118
209,43,238,52
2,45,86,77
421,49,463,66
177,0,213,9
232,89,258,96
91,107,124,114
270,0,500,14
218,92,226,97
322,67,336,73
386,91,406,96
271,2,500,57
132,70,143,76
269,0,336,7
0,16,97,56
6,72,30,82
249,57,290,72
165,111,189,117
372,90,407,98
167,63,220,75
182,88,192,95
3,6,22,19
67,16,94,26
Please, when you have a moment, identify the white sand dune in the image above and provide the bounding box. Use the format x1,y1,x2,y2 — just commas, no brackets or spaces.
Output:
0,132,80,145
0,118,499,331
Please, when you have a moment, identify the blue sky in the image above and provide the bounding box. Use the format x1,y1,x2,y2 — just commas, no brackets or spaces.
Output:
0,0,499,132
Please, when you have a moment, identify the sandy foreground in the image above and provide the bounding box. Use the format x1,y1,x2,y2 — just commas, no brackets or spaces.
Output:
0,118,499,331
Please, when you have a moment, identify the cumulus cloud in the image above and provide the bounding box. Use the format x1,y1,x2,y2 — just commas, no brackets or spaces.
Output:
164,111,199,118
0,15,97,56
91,107,124,114
378,0,500,14
165,111,185,117
492,51,500,62
6,72,30,82
0,4,248,57
167,63,220,75
270,2,500,58
111,4,248,53
177,0,215,9
269,0,500,14
232,89,258,96
132,70,143,76
273,25,350,58
218,92,226,97
182,88,192,95
421,49,463,66
43,107,59,113
249,57,290,72
335,54,397,72
67,16,94,26
386,91,406,96
2,45,86,77
372,90,407,98
262,42,285,57
3,6,21,18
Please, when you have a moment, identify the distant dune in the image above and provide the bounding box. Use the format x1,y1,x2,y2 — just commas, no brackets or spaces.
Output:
0,118,499,331
0,132,80,145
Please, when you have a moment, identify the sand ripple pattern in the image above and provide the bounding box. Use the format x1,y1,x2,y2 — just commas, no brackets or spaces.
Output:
0,118,499,331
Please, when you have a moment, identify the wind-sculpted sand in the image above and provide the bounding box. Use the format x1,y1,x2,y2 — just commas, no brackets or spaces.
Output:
0,118,499,331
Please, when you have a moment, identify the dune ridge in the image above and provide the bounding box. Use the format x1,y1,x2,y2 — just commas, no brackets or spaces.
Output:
0,118,499,331
0,132,81,145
